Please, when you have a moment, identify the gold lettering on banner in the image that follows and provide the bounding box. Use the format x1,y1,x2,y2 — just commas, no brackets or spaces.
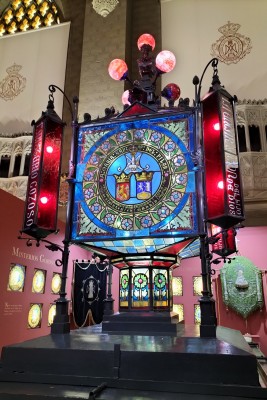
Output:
0,63,26,101
211,21,252,65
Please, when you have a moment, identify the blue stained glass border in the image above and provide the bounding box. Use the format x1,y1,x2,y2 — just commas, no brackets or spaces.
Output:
71,112,198,243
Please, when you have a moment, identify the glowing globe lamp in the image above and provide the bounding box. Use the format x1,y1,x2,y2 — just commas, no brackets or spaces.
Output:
22,100,64,239
156,51,176,73
202,85,244,229
210,224,237,257
108,59,128,81
161,83,181,102
122,90,130,106
137,33,155,51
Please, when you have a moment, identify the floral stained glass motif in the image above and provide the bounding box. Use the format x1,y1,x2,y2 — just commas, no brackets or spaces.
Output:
172,276,183,296
120,269,129,308
153,269,168,308
132,268,149,308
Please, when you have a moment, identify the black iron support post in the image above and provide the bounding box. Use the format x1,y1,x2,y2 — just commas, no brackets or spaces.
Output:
51,86,79,334
193,65,217,338
104,262,114,316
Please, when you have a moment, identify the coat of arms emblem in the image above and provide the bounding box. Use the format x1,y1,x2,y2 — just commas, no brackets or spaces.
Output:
0,63,26,101
211,21,252,65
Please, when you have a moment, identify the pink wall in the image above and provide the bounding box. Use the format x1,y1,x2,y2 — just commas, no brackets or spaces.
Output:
0,189,91,352
173,226,267,355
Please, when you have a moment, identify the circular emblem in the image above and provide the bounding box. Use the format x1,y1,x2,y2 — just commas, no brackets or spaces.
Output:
28,304,42,329
8,265,25,292
82,126,190,233
48,304,56,326
32,269,46,294
51,273,61,294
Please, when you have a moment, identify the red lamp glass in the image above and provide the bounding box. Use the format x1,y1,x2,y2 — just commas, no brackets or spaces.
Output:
156,51,176,73
210,224,237,257
202,86,245,229
137,33,155,51
108,59,128,81
22,100,64,239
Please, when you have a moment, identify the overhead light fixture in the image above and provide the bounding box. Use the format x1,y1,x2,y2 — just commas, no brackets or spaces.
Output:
92,0,119,18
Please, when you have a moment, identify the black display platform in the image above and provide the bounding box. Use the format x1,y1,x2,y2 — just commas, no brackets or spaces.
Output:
102,311,180,334
1,325,267,399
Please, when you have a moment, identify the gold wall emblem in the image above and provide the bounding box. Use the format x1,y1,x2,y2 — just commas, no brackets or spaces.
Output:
211,21,252,65
0,63,26,101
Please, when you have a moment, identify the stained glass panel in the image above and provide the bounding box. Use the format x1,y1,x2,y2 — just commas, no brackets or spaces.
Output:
193,276,203,296
173,304,184,321
72,113,198,254
153,269,168,308
132,268,149,308
120,269,129,308
194,304,201,324
172,276,183,296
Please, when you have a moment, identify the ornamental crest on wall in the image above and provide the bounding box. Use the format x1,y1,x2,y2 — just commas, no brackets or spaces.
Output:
0,63,26,101
220,256,263,318
211,21,252,65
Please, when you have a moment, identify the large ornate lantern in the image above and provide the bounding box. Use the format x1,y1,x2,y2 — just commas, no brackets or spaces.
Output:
202,69,245,229
22,100,64,239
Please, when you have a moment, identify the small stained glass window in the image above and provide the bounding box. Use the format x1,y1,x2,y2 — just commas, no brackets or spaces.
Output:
120,269,129,308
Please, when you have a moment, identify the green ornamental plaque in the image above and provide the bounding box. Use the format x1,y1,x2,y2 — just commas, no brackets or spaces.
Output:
220,256,264,318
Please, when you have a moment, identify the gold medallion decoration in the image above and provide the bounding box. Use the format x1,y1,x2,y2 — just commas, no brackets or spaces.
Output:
211,21,252,65
32,269,46,294
173,304,184,321
7,264,26,292
172,277,183,296
28,303,42,328
0,63,26,101
193,276,203,296
51,273,61,294
48,304,56,326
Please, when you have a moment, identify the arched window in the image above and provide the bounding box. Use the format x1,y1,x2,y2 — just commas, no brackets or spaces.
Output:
248,125,261,152
0,0,61,36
